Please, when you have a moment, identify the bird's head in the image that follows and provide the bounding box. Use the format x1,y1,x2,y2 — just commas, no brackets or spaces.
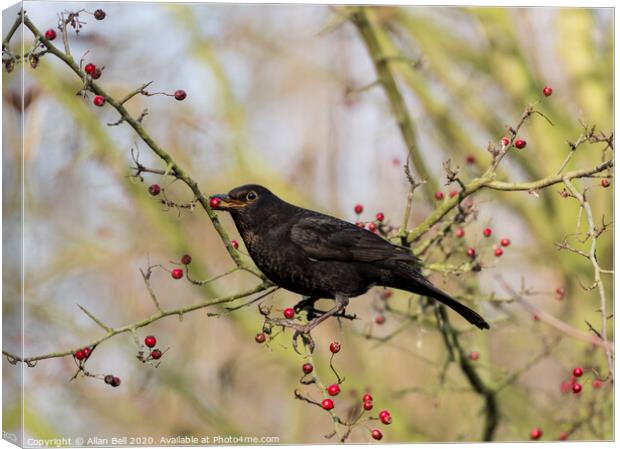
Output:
209,184,276,216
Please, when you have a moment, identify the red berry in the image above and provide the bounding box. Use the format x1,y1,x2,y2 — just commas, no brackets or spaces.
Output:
171,268,183,280
329,342,341,354
148,184,161,196
559,432,568,441
104,374,115,385
354,204,363,214
466,247,476,258
600,178,610,188
572,367,583,378
231,240,239,249
380,413,392,425
94,9,106,20
111,376,121,387
455,228,465,238
363,400,373,411
362,393,373,402
150,349,162,360
572,382,582,394
44,29,56,40
209,196,221,209
543,86,553,97
84,63,96,75
434,191,444,201
93,95,105,107
483,228,492,237
144,336,157,348
91,68,102,80
75,350,86,360
494,248,503,257
560,381,570,394
533,313,540,321
500,238,510,247
283,308,295,319
321,398,334,410
501,137,510,146
371,429,383,441
469,351,480,361
174,90,187,101
530,428,542,440
465,154,476,165
302,363,313,374
555,287,565,300
593,379,602,389
367,222,377,232
181,254,192,265
514,139,527,149
378,410,390,420
255,332,266,343
375,315,386,325
83,347,91,358
327,384,341,396
375,212,385,222
449,190,458,198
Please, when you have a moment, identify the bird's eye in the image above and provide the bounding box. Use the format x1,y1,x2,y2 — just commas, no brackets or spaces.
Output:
246,191,258,201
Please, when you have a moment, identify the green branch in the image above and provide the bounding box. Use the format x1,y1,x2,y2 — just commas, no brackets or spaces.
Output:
21,14,264,280
351,6,437,203
0,13,278,366
408,159,613,243
3,283,273,364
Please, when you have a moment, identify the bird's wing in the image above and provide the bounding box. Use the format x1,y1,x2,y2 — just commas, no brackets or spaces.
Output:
290,214,420,264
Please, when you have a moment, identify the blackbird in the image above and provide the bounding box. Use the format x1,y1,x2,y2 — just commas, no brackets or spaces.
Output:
211,184,489,342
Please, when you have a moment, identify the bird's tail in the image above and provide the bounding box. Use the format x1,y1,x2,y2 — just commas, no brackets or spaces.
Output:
391,263,490,330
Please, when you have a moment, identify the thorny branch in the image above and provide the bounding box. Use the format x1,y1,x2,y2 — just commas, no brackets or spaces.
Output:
3,270,272,364
2,11,273,365
561,180,614,381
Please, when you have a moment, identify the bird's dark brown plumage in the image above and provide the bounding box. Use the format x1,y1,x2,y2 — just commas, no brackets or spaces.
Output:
211,184,489,330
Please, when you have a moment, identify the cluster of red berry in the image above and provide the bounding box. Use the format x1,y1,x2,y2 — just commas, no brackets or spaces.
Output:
144,335,164,361
471,87,555,180
499,136,527,150
316,343,392,441
103,374,121,388
434,190,462,201
549,366,605,440
74,345,123,388
165,254,192,280
455,226,511,259
84,62,102,80
74,346,92,362
560,366,602,395
353,204,386,234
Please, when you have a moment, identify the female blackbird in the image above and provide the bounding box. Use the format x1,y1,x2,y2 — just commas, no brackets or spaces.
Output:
211,184,489,339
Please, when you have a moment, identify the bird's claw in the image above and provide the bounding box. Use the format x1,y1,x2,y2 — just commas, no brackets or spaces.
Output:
292,327,315,354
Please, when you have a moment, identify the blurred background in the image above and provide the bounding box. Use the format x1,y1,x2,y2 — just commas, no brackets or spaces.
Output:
2,1,613,444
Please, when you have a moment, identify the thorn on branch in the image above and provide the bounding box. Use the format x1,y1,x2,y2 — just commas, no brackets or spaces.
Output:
77,304,113,333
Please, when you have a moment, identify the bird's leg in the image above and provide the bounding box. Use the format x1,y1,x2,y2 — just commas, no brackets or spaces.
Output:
293,296,320,319
292,294,350,353
305,294,350,331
